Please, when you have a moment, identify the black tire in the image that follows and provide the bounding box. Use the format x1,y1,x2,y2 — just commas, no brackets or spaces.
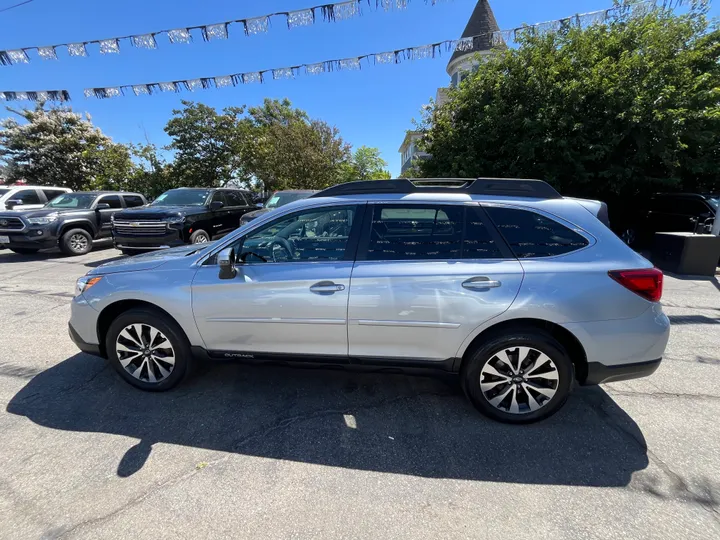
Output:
106,307,192,392
189,229,210,244
462,328,573,424
60,228,93,256
10,248,39,254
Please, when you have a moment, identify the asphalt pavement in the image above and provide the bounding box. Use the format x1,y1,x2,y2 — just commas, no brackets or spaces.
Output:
0,244,719,539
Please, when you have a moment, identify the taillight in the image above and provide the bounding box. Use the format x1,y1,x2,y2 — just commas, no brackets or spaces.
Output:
608,268,663,302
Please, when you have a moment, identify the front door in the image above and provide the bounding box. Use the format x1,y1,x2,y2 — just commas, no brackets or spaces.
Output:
95,194,124,237
192,204,363,357
348,203,524,361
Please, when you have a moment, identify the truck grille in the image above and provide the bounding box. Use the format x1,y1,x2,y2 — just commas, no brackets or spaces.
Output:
113,220,168,236
0,216,25,231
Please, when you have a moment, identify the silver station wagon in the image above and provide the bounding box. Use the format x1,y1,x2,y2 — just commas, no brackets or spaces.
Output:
69,179,670,423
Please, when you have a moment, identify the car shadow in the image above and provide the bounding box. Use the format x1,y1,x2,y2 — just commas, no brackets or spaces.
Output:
7,354,649,486
0,240,117,264
664,271,720,293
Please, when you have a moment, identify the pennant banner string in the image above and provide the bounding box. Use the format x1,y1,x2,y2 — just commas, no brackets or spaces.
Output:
0,0,449,66
0,90,71,102
83,1,662,99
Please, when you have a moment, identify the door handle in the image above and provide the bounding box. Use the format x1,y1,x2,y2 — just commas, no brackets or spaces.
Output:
310,281,345,294
462,277,502,291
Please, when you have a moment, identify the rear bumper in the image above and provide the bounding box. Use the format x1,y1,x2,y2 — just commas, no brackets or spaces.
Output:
583,358,661,385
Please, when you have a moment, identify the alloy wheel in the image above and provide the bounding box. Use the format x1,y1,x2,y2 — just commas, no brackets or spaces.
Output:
193,234,209,244
69,233,89,253
115,323,176,383
479,346,559,415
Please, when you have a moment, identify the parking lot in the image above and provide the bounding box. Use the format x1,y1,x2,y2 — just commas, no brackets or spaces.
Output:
0,245,718,539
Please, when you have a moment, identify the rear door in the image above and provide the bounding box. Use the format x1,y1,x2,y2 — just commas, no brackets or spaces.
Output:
348,203,524,362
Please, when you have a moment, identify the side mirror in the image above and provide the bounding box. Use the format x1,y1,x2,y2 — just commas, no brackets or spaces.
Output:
5,199,22,210
209,200,225,211
95,203,111,210
255,203,264,209
218,248,236,280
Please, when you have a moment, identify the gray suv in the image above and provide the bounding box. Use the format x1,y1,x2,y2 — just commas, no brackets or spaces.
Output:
69,179,670,423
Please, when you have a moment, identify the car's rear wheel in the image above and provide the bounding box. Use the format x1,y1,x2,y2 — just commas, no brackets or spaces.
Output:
60,228,93,256
106,308,191,391
190,230,210,244
462,329,573,424
10,248,39,254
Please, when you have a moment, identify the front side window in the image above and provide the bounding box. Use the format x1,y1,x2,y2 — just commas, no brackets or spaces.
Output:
485,206,589,258
14,189,40,204
152,189,210,207
211,192,227,206
97,195,122,209
237,205,357,263
225,191,247,207
46,193,97,209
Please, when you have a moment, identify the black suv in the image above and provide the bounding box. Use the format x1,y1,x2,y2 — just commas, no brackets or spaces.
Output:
112,187,254,254
0,191,147,256
620,192,718,246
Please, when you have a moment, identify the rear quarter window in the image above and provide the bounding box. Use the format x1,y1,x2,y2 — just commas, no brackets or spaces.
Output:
485,206,589,258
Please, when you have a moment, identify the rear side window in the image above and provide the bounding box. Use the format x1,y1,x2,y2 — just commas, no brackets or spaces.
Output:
485,206,589,258
123,195,145,207
43,189,68,202
365,205,503,261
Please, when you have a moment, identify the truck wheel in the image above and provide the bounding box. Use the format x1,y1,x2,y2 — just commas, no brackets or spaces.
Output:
189,230,210,244
10,248,39,255
60,228,93,256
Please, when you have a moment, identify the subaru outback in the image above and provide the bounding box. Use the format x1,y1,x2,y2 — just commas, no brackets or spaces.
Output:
69,179,670,423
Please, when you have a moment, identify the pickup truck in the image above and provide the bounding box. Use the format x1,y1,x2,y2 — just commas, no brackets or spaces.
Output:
0,191,147,256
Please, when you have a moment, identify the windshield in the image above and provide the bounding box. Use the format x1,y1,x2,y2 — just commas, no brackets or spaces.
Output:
152,189,210,207
0,189,10,197
45,193,97,209
265,192,312,209
708,198,718,210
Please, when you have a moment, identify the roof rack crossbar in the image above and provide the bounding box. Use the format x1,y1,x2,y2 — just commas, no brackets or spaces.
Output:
310,178,562,199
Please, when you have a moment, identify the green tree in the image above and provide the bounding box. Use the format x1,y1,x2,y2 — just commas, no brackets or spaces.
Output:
164,101,249,187
418,1,720,205
340,146,391,182
0,103,130,190
244,98,352,191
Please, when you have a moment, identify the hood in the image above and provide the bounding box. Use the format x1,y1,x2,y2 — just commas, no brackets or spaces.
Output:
243,208,270,220
114,205,203,220
3,208,82,219
88,241,217,275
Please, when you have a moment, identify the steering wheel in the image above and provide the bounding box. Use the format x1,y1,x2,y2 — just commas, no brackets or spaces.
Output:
267,237,294,262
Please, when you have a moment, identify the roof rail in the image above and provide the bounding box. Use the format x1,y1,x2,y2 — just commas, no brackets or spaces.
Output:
310,178,562,199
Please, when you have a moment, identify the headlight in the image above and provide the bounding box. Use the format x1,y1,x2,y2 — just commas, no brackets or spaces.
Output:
167,216,185,224
75,275,103,296
28,213,59,225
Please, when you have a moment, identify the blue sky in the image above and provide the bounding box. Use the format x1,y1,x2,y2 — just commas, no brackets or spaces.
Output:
1,0,717,176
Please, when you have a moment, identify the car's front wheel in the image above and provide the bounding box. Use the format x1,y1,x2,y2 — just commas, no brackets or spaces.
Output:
106,308,191,391
462,329,573,424
189,230,210,244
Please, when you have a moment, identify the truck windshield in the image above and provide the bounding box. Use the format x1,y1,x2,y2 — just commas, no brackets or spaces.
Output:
46,193,97,209
152,189,211,207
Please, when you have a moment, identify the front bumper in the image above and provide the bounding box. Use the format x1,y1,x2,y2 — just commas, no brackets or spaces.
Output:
0,226,57,249
112,228,186,250
584,358,661,385
69,323,103,357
